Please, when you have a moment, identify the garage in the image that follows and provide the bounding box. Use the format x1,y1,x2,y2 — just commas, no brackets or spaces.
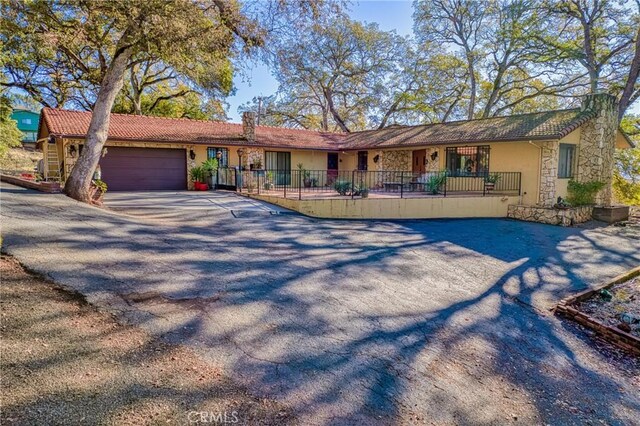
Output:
100,147,187,191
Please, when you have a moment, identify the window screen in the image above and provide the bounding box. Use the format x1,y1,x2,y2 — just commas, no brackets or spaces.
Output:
207,147,229,167
558,144,575,178
445,146,490,176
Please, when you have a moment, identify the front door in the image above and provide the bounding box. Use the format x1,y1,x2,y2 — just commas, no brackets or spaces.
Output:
412,149,426,174
357,151,368,171
327,152,339,185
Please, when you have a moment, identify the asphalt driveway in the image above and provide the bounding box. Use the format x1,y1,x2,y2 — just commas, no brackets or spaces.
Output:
2,182,639,425
104,190,290,222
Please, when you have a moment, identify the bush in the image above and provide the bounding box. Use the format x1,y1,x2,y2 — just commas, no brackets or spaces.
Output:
424,172,447,194
189,165,204,182
353,184,369,198
334,180,351,196
201,158,218,177
92,179,107,193
566,180,605,206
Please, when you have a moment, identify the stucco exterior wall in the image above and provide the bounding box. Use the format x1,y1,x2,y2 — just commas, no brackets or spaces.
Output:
52,135,579,208
251,193,519,219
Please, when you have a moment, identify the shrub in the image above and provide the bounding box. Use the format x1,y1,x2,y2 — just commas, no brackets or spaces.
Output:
201,158,218,177
334,180,351,196
485,173,501,184
566,180,605,206
353,184,369,198
189,165,204,182
93,179,107,193
424,172,447,194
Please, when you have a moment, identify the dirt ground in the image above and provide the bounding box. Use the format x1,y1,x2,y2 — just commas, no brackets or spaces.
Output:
575,274,640,338
0,255,293,425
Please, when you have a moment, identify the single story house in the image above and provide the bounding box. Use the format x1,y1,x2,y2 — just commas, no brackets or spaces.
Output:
36,94,633,220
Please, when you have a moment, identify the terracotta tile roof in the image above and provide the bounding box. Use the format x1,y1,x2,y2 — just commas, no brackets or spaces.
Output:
40,108,344,150
41,107,601,151
341,108,597,149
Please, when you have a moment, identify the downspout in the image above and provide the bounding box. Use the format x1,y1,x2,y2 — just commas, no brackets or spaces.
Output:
528,140,542,205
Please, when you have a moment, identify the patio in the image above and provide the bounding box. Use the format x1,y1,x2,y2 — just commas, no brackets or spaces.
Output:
221,168,523,201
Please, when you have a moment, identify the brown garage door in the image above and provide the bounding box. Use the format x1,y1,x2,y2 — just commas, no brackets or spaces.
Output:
100,147,187,191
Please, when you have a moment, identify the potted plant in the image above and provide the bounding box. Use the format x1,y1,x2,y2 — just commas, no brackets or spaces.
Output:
334,180,351,196
484,173,501,191
353,184,369,198
424,172,446,195
89,179,107,205
264,171,274,190
202,158,219,188
189,166,207,190
297,163,313,188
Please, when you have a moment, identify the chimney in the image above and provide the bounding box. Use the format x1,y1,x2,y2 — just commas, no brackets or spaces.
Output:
242,111,256,143
577,93,619,205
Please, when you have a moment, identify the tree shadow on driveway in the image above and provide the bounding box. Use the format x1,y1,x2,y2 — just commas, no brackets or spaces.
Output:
2,187,640,424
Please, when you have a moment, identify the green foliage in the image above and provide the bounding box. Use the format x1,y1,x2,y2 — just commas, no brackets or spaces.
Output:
334,180,351,196
201,158,219,177
189,166,205,183
353,184,369,198
566,180,605,206
485,173,501,184
296,163,310,179
613,147,640,206
424,172,447,194
1,0,257,111
92,179,108,193
0,97,23,157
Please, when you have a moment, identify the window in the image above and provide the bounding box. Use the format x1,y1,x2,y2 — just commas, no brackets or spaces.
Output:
446,146,490,176
558,144,575,178
207,147,228,167
357,151,368,171
265,151,291,185
21,118,32,125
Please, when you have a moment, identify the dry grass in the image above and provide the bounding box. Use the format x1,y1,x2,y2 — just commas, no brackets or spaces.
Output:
0,148,41,173
0,255,294,425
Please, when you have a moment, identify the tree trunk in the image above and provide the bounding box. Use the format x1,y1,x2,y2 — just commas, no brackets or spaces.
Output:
466,51,476,120
324,87,350,133
618,27,640,122
482,66,505,118
131,69,142,115
378,98,401,129
64,48,132,202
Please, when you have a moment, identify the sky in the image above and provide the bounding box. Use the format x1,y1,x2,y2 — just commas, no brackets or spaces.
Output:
226,0,415,123
225,0,639,123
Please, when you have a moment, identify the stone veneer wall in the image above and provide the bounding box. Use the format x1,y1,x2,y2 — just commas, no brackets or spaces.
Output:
424,147,440,173
538,141,559,206
381,150,411,171
577,94,618,206
507,205,592,227
244,147,264,169
376,150,412,188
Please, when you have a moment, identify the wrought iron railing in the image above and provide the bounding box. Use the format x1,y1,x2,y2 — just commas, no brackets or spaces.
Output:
225,169,521,200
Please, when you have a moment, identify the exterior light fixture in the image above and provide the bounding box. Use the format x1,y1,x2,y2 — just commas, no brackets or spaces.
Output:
373,154,380,163
69,144,77,157
189,149,196,160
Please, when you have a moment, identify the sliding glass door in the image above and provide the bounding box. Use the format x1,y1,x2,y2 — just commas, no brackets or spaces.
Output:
265,151,291,185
